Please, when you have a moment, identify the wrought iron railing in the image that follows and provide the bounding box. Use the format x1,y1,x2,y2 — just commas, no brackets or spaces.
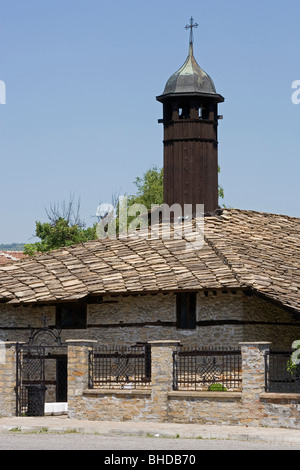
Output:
173,347,242,391
89,344,151,390
265,350,300,393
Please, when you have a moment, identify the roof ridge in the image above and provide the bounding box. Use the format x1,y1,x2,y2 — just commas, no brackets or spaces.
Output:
203,233,245,289
225,207,300,221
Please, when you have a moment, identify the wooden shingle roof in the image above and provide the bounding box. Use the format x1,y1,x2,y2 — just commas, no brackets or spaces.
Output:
0,209,299,312
204,209,300,312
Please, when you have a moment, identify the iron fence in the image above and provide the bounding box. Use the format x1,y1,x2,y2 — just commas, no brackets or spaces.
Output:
265,350,300,393
173,347,242,391
89,344,151,390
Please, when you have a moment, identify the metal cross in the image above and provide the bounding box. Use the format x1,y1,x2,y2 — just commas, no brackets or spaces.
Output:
185,16,198,44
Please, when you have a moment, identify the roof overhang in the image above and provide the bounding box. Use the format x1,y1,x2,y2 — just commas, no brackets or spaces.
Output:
156,92,225,104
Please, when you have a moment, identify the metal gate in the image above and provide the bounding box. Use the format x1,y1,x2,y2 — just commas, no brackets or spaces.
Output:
15,316,67,416
16,344,47,416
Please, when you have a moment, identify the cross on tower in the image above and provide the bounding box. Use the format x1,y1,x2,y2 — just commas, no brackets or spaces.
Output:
185,16,198,45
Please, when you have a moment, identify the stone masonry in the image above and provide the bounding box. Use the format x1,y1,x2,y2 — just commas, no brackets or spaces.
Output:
0,290,299,350
1,339,300,428
0,342,18,417
65,340,300,429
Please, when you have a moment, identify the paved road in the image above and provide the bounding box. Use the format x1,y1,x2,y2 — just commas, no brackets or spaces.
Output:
1,431,300,451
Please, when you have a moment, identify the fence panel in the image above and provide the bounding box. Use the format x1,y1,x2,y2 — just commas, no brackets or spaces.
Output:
89,344,151,390
173,347,242,391
265,350,300,393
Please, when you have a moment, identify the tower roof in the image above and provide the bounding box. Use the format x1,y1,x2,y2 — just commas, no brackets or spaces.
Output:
157,17,223,102
160,42,217,98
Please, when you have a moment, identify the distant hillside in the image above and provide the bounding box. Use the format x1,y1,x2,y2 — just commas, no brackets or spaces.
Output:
0,243,25,252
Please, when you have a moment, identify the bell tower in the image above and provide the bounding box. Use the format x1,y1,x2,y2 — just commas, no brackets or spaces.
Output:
156,18,224,215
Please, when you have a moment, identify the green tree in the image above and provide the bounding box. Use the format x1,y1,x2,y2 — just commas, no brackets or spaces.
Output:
24,196,97,255
127,166,164,209
23,218,97,255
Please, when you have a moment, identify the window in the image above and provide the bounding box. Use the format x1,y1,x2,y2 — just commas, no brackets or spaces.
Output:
56,302,87,329
179,105,190,119
176,293,196,329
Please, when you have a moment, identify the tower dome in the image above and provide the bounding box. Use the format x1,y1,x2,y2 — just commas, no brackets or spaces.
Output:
160,42,217,98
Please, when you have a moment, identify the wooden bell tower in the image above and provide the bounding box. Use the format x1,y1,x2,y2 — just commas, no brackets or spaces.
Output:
156,18,224,215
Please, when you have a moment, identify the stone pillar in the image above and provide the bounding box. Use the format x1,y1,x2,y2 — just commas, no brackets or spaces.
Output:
0,342,18,417
66,339,97,419
239,341,271,425
148,340,180,422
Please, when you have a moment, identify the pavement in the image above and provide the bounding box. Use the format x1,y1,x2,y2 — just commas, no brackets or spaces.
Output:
1,415,300,445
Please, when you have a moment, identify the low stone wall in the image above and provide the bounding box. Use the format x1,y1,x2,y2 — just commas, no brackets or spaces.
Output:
1,340,300,429
167,391,243,425
66,340,300,429
260,393,300,429
81,389,153,422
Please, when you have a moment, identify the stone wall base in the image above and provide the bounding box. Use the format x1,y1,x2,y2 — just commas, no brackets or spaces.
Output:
66,390,300,429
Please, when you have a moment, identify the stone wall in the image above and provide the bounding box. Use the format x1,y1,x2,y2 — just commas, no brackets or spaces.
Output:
1,339,300,429
0,342,17,416
0,290,299,349
66,339,154,422
0,304,54,343
65,340,300,429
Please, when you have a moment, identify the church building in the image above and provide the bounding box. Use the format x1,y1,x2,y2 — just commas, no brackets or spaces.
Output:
0,18,299,354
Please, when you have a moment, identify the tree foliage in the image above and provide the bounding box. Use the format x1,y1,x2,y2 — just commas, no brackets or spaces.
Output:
127,166,164,209
23,167,225,255
23,218,97,255
23,196,97,255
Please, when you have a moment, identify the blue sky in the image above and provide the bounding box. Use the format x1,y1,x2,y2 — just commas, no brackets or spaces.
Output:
0,0,299,244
